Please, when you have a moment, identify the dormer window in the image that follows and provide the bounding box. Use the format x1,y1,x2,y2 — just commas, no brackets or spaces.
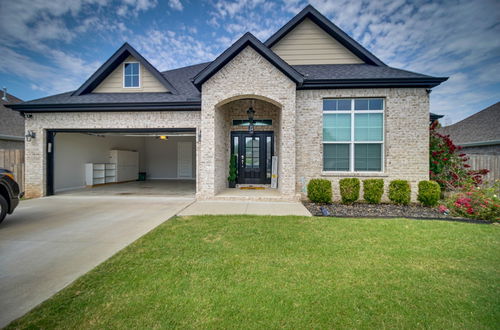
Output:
123,62,140,88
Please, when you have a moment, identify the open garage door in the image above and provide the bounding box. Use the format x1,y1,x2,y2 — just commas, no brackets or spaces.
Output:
46,129,196,197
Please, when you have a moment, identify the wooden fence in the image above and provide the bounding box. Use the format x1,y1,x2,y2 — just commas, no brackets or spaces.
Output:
0,149,24,190
467,154,500,185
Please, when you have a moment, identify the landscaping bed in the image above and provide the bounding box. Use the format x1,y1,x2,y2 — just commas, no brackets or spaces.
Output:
303,201,490,223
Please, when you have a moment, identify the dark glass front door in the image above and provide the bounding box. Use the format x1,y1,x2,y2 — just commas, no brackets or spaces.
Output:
231,131,274,184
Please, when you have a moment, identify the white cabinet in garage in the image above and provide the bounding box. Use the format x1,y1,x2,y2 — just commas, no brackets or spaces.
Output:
110,150,139,182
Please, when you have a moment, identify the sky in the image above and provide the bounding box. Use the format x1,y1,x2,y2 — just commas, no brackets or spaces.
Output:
0,0,499,125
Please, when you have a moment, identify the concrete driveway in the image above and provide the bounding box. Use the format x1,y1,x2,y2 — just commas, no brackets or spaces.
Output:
0,195,193,327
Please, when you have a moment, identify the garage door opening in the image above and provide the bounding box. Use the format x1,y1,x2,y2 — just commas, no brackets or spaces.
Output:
47,129,196,197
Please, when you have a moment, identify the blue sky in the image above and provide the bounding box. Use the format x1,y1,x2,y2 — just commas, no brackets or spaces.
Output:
0,0,499,125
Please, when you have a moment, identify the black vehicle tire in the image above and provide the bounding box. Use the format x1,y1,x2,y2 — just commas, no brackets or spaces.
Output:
0,194,7,224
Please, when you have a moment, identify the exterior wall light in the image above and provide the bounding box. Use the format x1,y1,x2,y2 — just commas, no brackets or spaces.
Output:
25,130,36,142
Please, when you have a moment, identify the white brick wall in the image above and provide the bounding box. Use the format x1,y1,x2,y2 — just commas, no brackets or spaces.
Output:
295,88,430,201
24,111,200,198
23,53,430,203
199,46,297,199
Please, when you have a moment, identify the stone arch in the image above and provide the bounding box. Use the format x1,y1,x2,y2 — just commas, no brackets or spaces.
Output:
214,94,283,110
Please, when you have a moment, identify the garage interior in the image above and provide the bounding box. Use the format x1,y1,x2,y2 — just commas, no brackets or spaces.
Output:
51,130,196,197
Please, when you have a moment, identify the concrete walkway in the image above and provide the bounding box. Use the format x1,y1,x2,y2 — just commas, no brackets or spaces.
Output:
0,195,194,328
178,200,312,216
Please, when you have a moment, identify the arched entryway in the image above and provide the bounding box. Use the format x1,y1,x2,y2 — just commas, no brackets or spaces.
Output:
216,97,281,189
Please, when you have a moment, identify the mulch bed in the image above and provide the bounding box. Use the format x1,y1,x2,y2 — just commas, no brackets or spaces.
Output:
303,202,492,224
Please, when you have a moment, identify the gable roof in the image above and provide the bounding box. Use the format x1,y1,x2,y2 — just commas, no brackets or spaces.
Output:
265,5,386,67
73,43,178,96
438,102,500,146
6,5,448,113
193,32,304,89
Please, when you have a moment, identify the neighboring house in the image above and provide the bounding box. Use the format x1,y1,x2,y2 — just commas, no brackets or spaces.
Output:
0,90,24,149
438,102,500,184
7,5,447,200
439,102,500,155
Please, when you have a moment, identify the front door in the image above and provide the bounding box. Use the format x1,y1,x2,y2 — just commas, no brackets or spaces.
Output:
231,131,274,184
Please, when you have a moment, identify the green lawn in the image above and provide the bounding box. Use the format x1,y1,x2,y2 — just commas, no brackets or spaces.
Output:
7,216,500,329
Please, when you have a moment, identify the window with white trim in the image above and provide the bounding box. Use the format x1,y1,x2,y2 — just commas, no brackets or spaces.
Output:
323,98,384,172
123,62,140,88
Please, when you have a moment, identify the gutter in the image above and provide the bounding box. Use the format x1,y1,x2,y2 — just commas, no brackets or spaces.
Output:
457,140,500,147
299,77,448,89
0,134,24,141
6,101,201,113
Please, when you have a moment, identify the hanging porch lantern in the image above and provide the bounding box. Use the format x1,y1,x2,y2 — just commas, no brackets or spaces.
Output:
246,105,255,135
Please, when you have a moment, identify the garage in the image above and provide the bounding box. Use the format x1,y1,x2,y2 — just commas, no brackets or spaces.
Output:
47,129,196,197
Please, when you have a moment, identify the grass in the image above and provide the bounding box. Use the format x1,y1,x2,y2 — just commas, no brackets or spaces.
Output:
6,216,500,329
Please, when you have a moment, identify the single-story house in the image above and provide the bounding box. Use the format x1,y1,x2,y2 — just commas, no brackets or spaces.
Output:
439,101,499,184
7,5,447,200
0,89,24,149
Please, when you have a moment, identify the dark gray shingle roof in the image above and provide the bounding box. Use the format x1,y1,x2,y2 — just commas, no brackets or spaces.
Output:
17,62,442,107
438,102,500,144
294,64,432,80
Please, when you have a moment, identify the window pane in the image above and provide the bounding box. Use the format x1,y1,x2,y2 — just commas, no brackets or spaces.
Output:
131,75,139,87
354,99,369,110
323,99,337,111
369,98,383,110
324,144,350,171
323,114,351,141
124,75,132,87
337,99,352,110
131,63,139,75
124,63,132,75
355,144,382,171
354,113,383,141
266,136,272,179
233,136,238,157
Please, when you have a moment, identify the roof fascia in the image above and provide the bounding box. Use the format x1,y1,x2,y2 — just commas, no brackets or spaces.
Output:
7,101,201,113
299,77,448,89
73,43,178,96
265,5,386,67
193,32,303,89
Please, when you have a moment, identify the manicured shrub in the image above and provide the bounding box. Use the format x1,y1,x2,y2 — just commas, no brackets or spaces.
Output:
307,179,332,203
388,180,411,205
363,179,384,204
339,178,360,204
418,180,441,206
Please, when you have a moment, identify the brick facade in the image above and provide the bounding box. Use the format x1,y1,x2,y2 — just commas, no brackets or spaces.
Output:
23,52,430,202
295,88,430,201
23,111,200,198
199,46,297,199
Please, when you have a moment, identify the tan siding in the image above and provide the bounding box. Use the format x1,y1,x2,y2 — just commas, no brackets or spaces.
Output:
271,18,364,65
93,55,168,93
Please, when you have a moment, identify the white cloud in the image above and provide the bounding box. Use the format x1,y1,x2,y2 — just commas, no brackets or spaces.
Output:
0,46,98,94
131,30,218,70
168,0,183,11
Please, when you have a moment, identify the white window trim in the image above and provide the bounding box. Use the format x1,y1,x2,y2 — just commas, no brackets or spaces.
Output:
123,62,141,88
322,98,385,174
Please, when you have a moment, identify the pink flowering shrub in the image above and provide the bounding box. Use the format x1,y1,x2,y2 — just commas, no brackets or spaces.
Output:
429,122,489,190
443,181,500,221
